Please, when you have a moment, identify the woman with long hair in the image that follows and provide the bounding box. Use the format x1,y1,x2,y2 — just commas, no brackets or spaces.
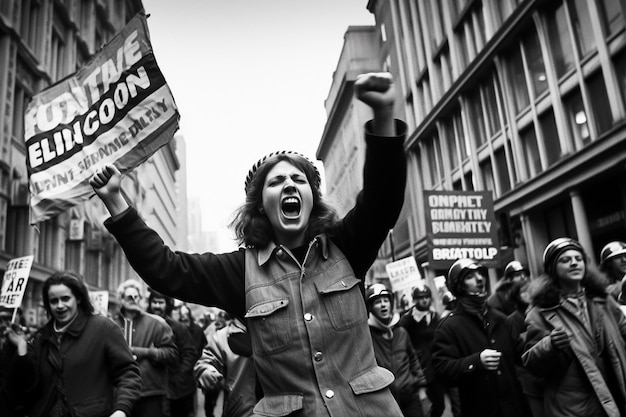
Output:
6,271,141,417
523,238,626,417
89,72,407,416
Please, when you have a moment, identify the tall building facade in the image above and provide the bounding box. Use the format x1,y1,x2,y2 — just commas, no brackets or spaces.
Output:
0,0,185,327
320,0,626,292
372,0,626,288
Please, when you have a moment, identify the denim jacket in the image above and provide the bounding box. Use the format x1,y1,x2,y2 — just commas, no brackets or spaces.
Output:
245,235,402,417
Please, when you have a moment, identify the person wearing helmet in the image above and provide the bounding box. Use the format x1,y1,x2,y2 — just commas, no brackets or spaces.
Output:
432,259,529,417
599,241,626,304
488,260,531,316
523,238,626,417
399,284,446,417
90,73,407,416
367,283,427,417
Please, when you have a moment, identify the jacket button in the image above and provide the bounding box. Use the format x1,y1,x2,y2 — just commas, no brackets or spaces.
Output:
341,281,346,287
325,389,334,398
304,313,313,321
314,351,323,361
468,364,474,370
276,249,284,258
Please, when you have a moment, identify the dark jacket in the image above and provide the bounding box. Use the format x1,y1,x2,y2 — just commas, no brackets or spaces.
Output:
432,301,527,417
369,318,427,402
165,317,200,399
399,308,441,383
114,310,178,397
11,312,141,417
523,274,626,417
103,121,408,417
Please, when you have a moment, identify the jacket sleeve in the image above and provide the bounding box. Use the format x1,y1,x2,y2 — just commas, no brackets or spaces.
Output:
194,331,226,380
104,319,142,415
330,121,407,279
104,209,247,319
432,319,485,385
521,308,573,377
134,319,178,365
406,333,427,387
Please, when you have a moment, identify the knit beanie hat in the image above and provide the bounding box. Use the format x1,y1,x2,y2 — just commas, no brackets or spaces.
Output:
244,151,321,193
542,237,586,276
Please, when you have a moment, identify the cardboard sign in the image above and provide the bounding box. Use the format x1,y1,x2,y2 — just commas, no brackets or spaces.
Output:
385,256,424,311
424,190,500,269
25,12,179,224
0,255,34,308
89,290,109,316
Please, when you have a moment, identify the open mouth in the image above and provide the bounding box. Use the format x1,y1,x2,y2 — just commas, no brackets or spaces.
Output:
281,196,301,218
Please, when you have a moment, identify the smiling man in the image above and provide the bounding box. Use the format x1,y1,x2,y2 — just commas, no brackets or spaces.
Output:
432,259,529,417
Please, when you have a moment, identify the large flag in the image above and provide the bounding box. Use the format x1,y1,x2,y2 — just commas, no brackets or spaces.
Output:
24,12,179,224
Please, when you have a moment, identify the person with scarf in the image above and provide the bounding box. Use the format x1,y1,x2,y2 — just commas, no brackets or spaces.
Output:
6,271,141,417
399,284,446,417
523,238,626,417
367,283,427,417
432,259,529,417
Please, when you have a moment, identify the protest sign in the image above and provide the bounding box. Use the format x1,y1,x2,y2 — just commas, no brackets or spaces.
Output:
89,290,109,316
0,255,34,308
424,190,500,269
385,256,424,311
25,12,179,224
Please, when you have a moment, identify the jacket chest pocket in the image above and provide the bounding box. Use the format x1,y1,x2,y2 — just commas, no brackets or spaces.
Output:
317,275,367,331
245,298,293,355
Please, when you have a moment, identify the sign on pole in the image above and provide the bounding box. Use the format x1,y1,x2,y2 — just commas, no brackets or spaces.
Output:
385,256,424,311
424,190,500,269
25,12,179,224
89,290,109,317
0,255,34,308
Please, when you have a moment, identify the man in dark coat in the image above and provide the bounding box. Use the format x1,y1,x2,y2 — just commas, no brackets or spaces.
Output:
432,259,530,417
399,285,446,417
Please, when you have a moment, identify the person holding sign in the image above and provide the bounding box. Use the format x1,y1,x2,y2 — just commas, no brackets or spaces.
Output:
90,72,407,416
5,271,141,417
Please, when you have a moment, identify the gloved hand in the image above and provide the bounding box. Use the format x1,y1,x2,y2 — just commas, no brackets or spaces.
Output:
550,327,570,350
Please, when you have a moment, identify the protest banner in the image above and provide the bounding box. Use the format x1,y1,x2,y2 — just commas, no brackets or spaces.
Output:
25,12,179,224
89,290,109,316
385,256,424,311
0,255,34,311
424,190,500,269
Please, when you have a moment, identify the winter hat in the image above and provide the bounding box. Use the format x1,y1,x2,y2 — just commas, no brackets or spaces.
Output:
412,284,432,299
447,258,486,297
244,151,321,193
542,237,586,276
600,241,626,266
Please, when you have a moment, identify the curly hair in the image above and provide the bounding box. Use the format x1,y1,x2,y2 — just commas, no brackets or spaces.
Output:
42,271,94,316
231,153,337,247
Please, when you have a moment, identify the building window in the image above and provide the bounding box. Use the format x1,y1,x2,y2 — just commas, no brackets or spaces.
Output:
587,70,613,135
484,77,501,137
443,117,459,171
424,135,444,188
20,0,40,52
5,207,29,256
468,89,487,147
563,88,590,147
523,28,548,98
598,0,625,37
520,126,542,178
50,19,66,81
569,0,596,58
464,170,474,191
507,46,531,114
494,146,512,193
547,3,576,78
539,110,562,166
480,158,495,192
613,51,626,116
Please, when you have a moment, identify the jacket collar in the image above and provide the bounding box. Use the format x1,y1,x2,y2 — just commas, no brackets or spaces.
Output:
256,234,329,266
41,310,90,341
